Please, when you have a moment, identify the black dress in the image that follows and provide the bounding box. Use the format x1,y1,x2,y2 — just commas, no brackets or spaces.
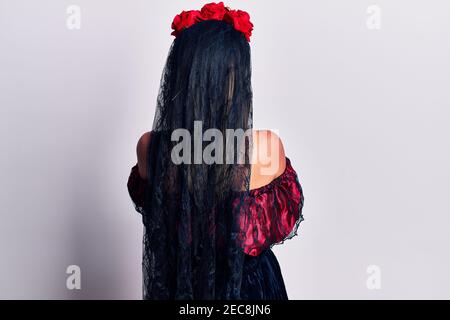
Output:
127,157,304,300
241,249,288,299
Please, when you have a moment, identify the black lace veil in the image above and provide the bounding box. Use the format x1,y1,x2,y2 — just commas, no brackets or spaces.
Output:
142,20,253,299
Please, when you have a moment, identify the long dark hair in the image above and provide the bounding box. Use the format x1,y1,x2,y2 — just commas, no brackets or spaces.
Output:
142,20,253,299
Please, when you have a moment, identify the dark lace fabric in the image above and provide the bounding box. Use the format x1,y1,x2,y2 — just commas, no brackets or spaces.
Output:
127,157,304,299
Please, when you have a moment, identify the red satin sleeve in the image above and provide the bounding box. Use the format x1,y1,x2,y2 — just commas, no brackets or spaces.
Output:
236,158,304,257
127,164,147,215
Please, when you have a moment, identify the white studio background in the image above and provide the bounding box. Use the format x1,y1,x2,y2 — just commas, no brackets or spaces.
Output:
1,0,449,299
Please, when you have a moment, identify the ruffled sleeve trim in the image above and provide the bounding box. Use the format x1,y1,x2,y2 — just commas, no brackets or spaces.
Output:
238,157,304,256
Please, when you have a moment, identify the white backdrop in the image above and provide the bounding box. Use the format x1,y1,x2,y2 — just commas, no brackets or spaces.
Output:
1,0,450,299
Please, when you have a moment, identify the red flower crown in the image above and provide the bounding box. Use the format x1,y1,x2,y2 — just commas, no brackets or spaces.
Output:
171,2,254,42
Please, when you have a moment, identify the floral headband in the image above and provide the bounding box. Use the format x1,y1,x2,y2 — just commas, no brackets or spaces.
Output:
171,2,254,42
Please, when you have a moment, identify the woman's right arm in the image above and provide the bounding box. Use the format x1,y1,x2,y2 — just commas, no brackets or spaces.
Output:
136,131,152,180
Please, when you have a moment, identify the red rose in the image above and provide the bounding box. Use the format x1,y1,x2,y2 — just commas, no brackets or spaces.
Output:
171,10,203,36
200,2,228,20
223,10,254,42
170,3,254,42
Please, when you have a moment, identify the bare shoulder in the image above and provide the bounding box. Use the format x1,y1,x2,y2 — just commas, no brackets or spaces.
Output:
136,131,152,179
250,130,286,189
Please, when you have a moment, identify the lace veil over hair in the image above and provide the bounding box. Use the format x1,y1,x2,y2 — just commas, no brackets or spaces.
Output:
141,20,253,299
